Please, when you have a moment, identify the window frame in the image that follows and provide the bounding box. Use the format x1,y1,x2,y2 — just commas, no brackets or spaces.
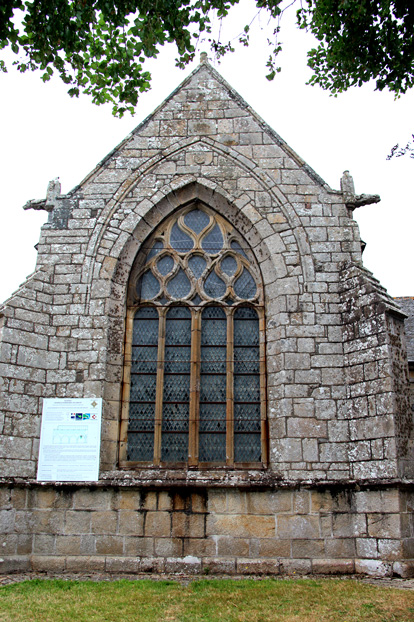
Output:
119,203,268,470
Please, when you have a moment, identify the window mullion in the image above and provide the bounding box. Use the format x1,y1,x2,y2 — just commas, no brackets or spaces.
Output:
226,309,234,466
188,309,201,466
153,308,166,465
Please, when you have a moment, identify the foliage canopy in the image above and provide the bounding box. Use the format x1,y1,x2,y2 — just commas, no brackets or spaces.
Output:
1,0,414,115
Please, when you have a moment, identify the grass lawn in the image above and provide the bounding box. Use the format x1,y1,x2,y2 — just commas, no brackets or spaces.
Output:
0,578,414,622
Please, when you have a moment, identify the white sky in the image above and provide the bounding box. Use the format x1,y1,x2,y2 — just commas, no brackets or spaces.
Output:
1,2,413,303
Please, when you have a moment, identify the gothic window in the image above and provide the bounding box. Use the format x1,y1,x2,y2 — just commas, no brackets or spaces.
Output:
120,203,267,468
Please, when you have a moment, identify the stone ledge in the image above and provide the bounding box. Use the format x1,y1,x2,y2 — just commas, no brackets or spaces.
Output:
1,476,414,491
2,555,414,578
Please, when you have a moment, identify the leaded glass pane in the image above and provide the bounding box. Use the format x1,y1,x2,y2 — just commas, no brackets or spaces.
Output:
184,209,210,234
170,222,194,252
132,308,158,344
191,294,202,306
199,433,226,462
234,306,258,320
234,403,261,432
234,433,261,463
131,345,157,373
201,346,226,373
128,308,159,461
167,268,191,298
147,239,164,261
188,254,207,278
201,307,226,345
234,269,257,299
129,402,156,430
234,307,259,346
164,346,191,373
199,403,227,431
221,256,237,276
203,271,226,298
234,347,259,374
126,205,265,467
234,374,260,401
230,240,248,258
127,432,154,462
233,305,261,463
199,405,226,461
200,305,227,463
157,254,174,275
161,433,188,462
200,374,227,402
202,224,223,253
137,270,160,300
162,307,191,462
130,373,157,402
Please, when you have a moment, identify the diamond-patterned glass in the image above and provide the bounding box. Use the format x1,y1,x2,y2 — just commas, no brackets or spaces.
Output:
127,205,265,466
157,255,174,276
199,433,226,462
127,432,154,462
234,433,261,463
234,403,261,431
128,307,158,461
234,269,257,299
200,374,227,402
162,306,191,461
203,270,226,298
230,240,248,258
234,307,259,346
167,268,191,298
201,307,226,345
191,294,202,306
221,256,237,276
130,373,157,402
164,346,191,373
188,254,207,278
233,305,261,462
163,374,190,401
199,403,227,431
234,374,260,401
128,402,156,430
170,222,194,252
201,346,226,373
199,305,227,463
131,345,157,373
147,239,164,261
234,347,259,374
202,224,223,253
161,433,188,462
132,308,159,344
184,209,210,234
137,270,160,300
163,402,189,427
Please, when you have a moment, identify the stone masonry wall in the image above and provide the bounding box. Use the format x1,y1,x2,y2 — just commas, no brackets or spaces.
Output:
1,483,413,577
0,59,412,577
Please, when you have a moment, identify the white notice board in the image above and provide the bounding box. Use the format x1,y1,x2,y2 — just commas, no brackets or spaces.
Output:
37,398,102,482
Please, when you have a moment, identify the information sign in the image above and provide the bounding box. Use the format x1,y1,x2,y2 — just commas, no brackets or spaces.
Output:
37,398,102,482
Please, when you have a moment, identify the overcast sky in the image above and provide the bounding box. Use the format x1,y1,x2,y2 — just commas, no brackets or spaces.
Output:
1,2,413,303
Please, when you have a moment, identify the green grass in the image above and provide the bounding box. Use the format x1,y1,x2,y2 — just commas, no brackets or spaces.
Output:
0,578,413,622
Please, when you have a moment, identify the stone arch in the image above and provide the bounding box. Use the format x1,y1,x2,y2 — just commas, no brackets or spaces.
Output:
83,137,315,306
98,179,307,470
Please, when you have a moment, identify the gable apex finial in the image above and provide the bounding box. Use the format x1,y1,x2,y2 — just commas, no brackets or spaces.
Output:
200,51,208,64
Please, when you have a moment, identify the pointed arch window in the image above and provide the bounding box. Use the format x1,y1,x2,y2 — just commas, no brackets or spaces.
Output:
120,203,267,468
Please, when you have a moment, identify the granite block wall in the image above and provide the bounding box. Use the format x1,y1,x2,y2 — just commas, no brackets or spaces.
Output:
0,58,412,576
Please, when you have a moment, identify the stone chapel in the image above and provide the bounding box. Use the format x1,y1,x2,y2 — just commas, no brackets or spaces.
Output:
1,56,413,577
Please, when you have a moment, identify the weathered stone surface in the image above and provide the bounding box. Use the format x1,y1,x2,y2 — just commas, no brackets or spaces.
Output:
0,58,412,577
